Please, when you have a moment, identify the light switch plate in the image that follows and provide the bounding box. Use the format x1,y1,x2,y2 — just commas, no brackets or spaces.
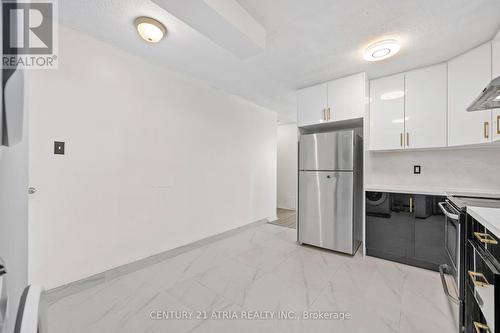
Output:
54,141,65,155
414,165,421,174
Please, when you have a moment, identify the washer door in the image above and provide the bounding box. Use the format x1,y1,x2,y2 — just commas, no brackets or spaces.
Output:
367,192,388,206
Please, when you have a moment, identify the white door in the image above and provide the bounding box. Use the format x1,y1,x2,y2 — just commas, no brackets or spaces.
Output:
327,73,367,122
297,83,327,127
0,73,29,333
405,64,447,149
369,74,405,150
448,42,492,146
492,40,500,141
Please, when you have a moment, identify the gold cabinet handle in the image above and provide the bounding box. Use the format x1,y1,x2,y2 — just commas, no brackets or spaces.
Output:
484,122,489,139
400,133,403,147
468,271,490,288
497,115,500,135
406,132,409,147
474,232,498,245
322,109,326,121
473,322,490,333
328,108,331,121
409,197,413,213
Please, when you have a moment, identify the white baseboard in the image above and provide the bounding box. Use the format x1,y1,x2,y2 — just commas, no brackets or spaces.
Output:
266,215,278,222
45,218,267,302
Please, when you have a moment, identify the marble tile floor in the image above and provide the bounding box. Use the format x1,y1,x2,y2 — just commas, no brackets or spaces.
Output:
269,209,297,229
48,223,458,333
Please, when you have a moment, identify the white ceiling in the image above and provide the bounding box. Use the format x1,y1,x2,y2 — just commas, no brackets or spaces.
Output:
59,0,500,122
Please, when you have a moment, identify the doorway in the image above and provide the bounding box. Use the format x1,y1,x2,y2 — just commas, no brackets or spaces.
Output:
273,208,296,228
272,122,298,229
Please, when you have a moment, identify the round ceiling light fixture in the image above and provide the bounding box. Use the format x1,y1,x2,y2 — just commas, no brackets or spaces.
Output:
363,39,400,62
135,17,166,43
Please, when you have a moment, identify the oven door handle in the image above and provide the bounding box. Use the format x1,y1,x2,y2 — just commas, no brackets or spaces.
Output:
438,202,459,220
438,264,460,304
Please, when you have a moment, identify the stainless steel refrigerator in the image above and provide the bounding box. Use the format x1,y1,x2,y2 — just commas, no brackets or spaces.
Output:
298,129,363,255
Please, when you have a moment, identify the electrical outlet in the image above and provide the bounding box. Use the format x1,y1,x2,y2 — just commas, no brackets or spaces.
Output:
54,141,65,155
413,165,421,174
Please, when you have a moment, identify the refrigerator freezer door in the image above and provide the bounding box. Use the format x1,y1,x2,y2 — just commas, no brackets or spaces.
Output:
299,171,354,253
299,131,354,171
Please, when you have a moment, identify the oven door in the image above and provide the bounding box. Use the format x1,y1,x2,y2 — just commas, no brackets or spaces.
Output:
438,200,462,332
439,200,461,284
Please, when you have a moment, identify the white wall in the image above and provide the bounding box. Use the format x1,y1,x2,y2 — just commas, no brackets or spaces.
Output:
366,147,500,192
0,92,28,333
27,26,277,289
277,124,297,209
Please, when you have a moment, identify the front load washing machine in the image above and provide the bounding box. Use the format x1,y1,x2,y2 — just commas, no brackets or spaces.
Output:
366,191,391,217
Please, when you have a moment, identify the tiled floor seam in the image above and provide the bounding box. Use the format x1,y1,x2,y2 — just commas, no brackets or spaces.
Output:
45,219,269,303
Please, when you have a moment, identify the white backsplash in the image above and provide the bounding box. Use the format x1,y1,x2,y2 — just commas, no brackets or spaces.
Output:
366,146,500,192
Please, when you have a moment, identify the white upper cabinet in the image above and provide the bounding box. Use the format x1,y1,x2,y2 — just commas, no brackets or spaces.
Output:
448,42,492,146
369,40,497,150
297,83,328,127
404,64,447,149
492,40,500,141
327,73,367,122
494,108,500,142
297,73,367,127
369,74,405,150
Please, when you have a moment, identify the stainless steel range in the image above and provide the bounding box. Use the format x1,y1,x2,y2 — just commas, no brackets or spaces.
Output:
439,194,500,333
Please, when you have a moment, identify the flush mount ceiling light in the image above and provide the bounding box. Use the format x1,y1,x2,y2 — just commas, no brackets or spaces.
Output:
135,17,166,43
363,39,400,62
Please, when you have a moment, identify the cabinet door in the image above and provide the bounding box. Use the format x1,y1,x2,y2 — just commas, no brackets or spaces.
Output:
327,73,367,122
405,64,447,149
369,74,405,150
366,192,412,259
297,83,327,127
448,42,492,146
494,110,500,141
464,287,489,333
492,40,500,141
413,195,447,269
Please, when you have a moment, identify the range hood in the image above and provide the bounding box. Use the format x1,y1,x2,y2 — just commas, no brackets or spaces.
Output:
467,76,500,111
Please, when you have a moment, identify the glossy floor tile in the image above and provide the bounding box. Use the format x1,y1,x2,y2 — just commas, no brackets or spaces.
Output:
269,208,297,229
48,223,457,333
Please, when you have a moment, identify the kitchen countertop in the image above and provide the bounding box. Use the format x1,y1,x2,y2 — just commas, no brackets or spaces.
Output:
467,206,500,239
365,184,446,195
366,184,500,198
